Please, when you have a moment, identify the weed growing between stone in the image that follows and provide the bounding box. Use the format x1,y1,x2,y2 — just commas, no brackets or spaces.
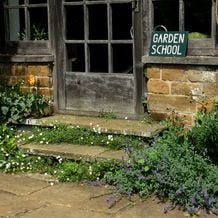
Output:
16,124,147,150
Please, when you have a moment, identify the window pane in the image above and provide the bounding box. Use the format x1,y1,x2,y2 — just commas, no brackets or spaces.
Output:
88,4,107,40
185,0,211,39
66,6,84,40
65,0,83,2
112,3,132,40
29,0,47,3
112,44,133,74
153,0,179,31
29,7,48,40
6,0,24,6
66,44,85,72
8,8,25,40
89,44,108,73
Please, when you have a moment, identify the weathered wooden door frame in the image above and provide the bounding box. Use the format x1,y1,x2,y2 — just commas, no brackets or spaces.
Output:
52,0,144,117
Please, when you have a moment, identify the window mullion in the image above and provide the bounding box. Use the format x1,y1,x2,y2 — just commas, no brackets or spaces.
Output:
108,2,112,73
211,0,216,46
179,0,184,31
25,5,30,40
84,3,89,73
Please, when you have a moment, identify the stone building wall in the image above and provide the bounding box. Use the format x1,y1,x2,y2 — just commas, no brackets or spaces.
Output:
0,63,53,97
146,64,218,126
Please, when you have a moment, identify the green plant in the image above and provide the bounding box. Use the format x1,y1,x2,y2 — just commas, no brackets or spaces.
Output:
57,160,120,182
0,83,51,123
21,124,146,150
105,120,218,215
18,25,48,40
99,110,117,119
31,24,48,40
188,104,218,163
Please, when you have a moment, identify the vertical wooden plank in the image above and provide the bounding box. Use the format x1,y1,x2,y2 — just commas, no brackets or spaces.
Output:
134,0,144,114
52,0,66,110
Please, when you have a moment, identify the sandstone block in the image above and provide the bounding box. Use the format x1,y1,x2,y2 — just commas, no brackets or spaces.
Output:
171,82,191,95
146,66,161,79
37,77,52,88
187,69,217,83
147,79,169,94
162,65,186,81
148,94,196,113
37,88,53,96
203,83,218,96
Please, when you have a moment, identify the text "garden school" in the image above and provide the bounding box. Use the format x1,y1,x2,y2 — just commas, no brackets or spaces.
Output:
150,32,188,56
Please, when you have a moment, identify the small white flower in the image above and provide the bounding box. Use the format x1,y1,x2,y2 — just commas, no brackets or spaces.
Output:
125,116,128,120
50,182,54,186
40,141,43,144
39,132,43,136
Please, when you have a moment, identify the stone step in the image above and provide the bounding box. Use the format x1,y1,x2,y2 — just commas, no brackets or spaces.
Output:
20,143,128,162
22,114,165,138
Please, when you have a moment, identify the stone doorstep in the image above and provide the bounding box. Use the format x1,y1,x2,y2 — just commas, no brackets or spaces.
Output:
20,143,129,162
23,114,165,138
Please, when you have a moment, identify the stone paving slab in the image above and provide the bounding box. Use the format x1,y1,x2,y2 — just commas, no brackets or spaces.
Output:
0,173,50,196
20,205,113,218
0,191,46,218
24,114,164,138
0,173,217,218
21,143,128,161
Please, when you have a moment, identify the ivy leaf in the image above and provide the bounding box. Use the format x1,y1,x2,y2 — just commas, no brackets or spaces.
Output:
1,106,9,115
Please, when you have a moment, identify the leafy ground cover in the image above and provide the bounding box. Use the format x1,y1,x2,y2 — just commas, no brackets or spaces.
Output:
0,103,217,216
0,83,51,123
15,124,147,150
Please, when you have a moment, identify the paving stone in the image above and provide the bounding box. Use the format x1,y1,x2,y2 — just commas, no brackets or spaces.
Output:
0,173,50,196
20,205,113,218
97,149,128,161
0,191,46,217
21,143,114,161
1,173,217,218
24,114,164,138
29,182,111,209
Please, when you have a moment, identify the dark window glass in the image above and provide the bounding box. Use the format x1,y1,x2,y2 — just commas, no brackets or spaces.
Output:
88,4,107,40
185,0,211,39
89,44,108,73
6,0,24,6
112,3,132,39
8,8,25,40
66,6,84,40
66,44,85,72
29,0,47,4
153,0,179,31
29,7,48,40
112,44,133,74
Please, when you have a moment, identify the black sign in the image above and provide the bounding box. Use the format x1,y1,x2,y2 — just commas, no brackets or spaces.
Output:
149,31,188,57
